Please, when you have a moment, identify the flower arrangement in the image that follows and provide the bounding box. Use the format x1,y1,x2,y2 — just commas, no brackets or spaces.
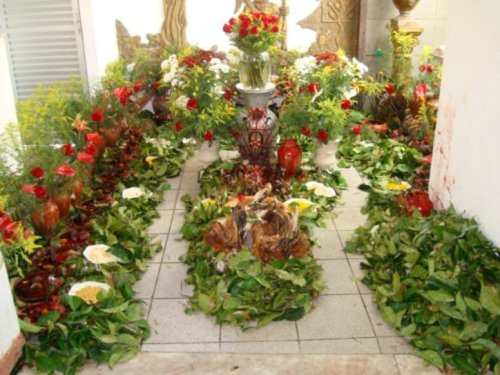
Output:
166,48,237,141
280,51,366,145
223,11,281,89
223,11,281,54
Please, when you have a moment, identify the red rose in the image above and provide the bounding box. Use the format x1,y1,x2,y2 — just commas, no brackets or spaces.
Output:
86,132,102,144
61,144,73,156
240,17,251,29
0,214,12,231
316,129,328,142
223,90,232,101
297,173,306,181
415,83,428,99
91,107,104,122
239,28,248,38
113,87,132,105
77,152,95,164
229,17,236,25
301,125,311,137
174,121,183,132
223,24,233,34
419,64,426,72
307,83,320,94
151,81,160,91
2,222,18,243
203,131,214,142
250,26,259,35
54,164,75,177
385,83,395,94
269,15,279,24
30,167,44,179
186,98,198,110
133,82,142,92
251,11,262,19
352,124,361,135
271,25,279,33
85,143,98,156
341,98,352,110
34,185,47,199
426,64,435,73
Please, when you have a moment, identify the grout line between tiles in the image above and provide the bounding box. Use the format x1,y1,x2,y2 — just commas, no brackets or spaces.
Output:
394,354,403,375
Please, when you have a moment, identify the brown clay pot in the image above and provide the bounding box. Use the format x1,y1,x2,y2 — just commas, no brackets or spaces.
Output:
100,126,121,148
32,201,60,237
52,193,71,218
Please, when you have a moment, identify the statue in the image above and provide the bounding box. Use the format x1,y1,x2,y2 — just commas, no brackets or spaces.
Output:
161,0,187,48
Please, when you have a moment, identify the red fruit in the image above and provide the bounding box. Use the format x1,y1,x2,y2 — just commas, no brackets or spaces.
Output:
352,124,362,135
30,167,44,179
278,139,302,180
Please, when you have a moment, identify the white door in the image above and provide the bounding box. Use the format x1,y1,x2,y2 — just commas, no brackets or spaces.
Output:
0,0,87,101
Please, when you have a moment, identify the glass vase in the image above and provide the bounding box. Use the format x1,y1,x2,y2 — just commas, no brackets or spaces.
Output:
239,51,271,90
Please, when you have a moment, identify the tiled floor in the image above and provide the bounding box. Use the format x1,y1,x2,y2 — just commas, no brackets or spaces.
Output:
133,151,437,374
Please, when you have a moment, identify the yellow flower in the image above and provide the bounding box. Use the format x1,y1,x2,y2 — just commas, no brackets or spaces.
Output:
201,198,217,207
68,281,110,304
284,198,314,214
146,156,157,166
386,181,411,191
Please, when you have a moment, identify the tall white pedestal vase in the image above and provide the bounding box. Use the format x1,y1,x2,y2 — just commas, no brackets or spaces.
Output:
197,137,220,164
314,139,340,170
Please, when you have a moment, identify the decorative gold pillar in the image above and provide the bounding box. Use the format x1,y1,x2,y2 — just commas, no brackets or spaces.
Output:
279,0,289,51
161,0,187,48
389,0,423,85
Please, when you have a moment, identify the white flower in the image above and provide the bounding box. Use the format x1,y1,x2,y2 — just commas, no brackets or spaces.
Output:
69,281,110,304
161,55,178,71
83,244,120,264
294,56,317,76
352,57,369,74
163,71,176,84
175,95,189,109
171,78,182,88
211,84,224,95
122,187,145,199
358,141,374,148
215,260,226,273
305,181,336,198
226,52,240,65
343,87,358,99
182,137,197,145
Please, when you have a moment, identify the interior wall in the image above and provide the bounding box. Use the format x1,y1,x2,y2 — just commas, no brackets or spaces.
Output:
429,0,500,246
0,35,18,132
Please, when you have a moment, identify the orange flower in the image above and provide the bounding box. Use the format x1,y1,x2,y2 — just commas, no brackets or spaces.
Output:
73,117,90,132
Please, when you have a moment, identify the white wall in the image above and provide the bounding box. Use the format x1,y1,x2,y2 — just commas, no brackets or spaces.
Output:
0,253,20,357
429,0,500,246
0,35,18,132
